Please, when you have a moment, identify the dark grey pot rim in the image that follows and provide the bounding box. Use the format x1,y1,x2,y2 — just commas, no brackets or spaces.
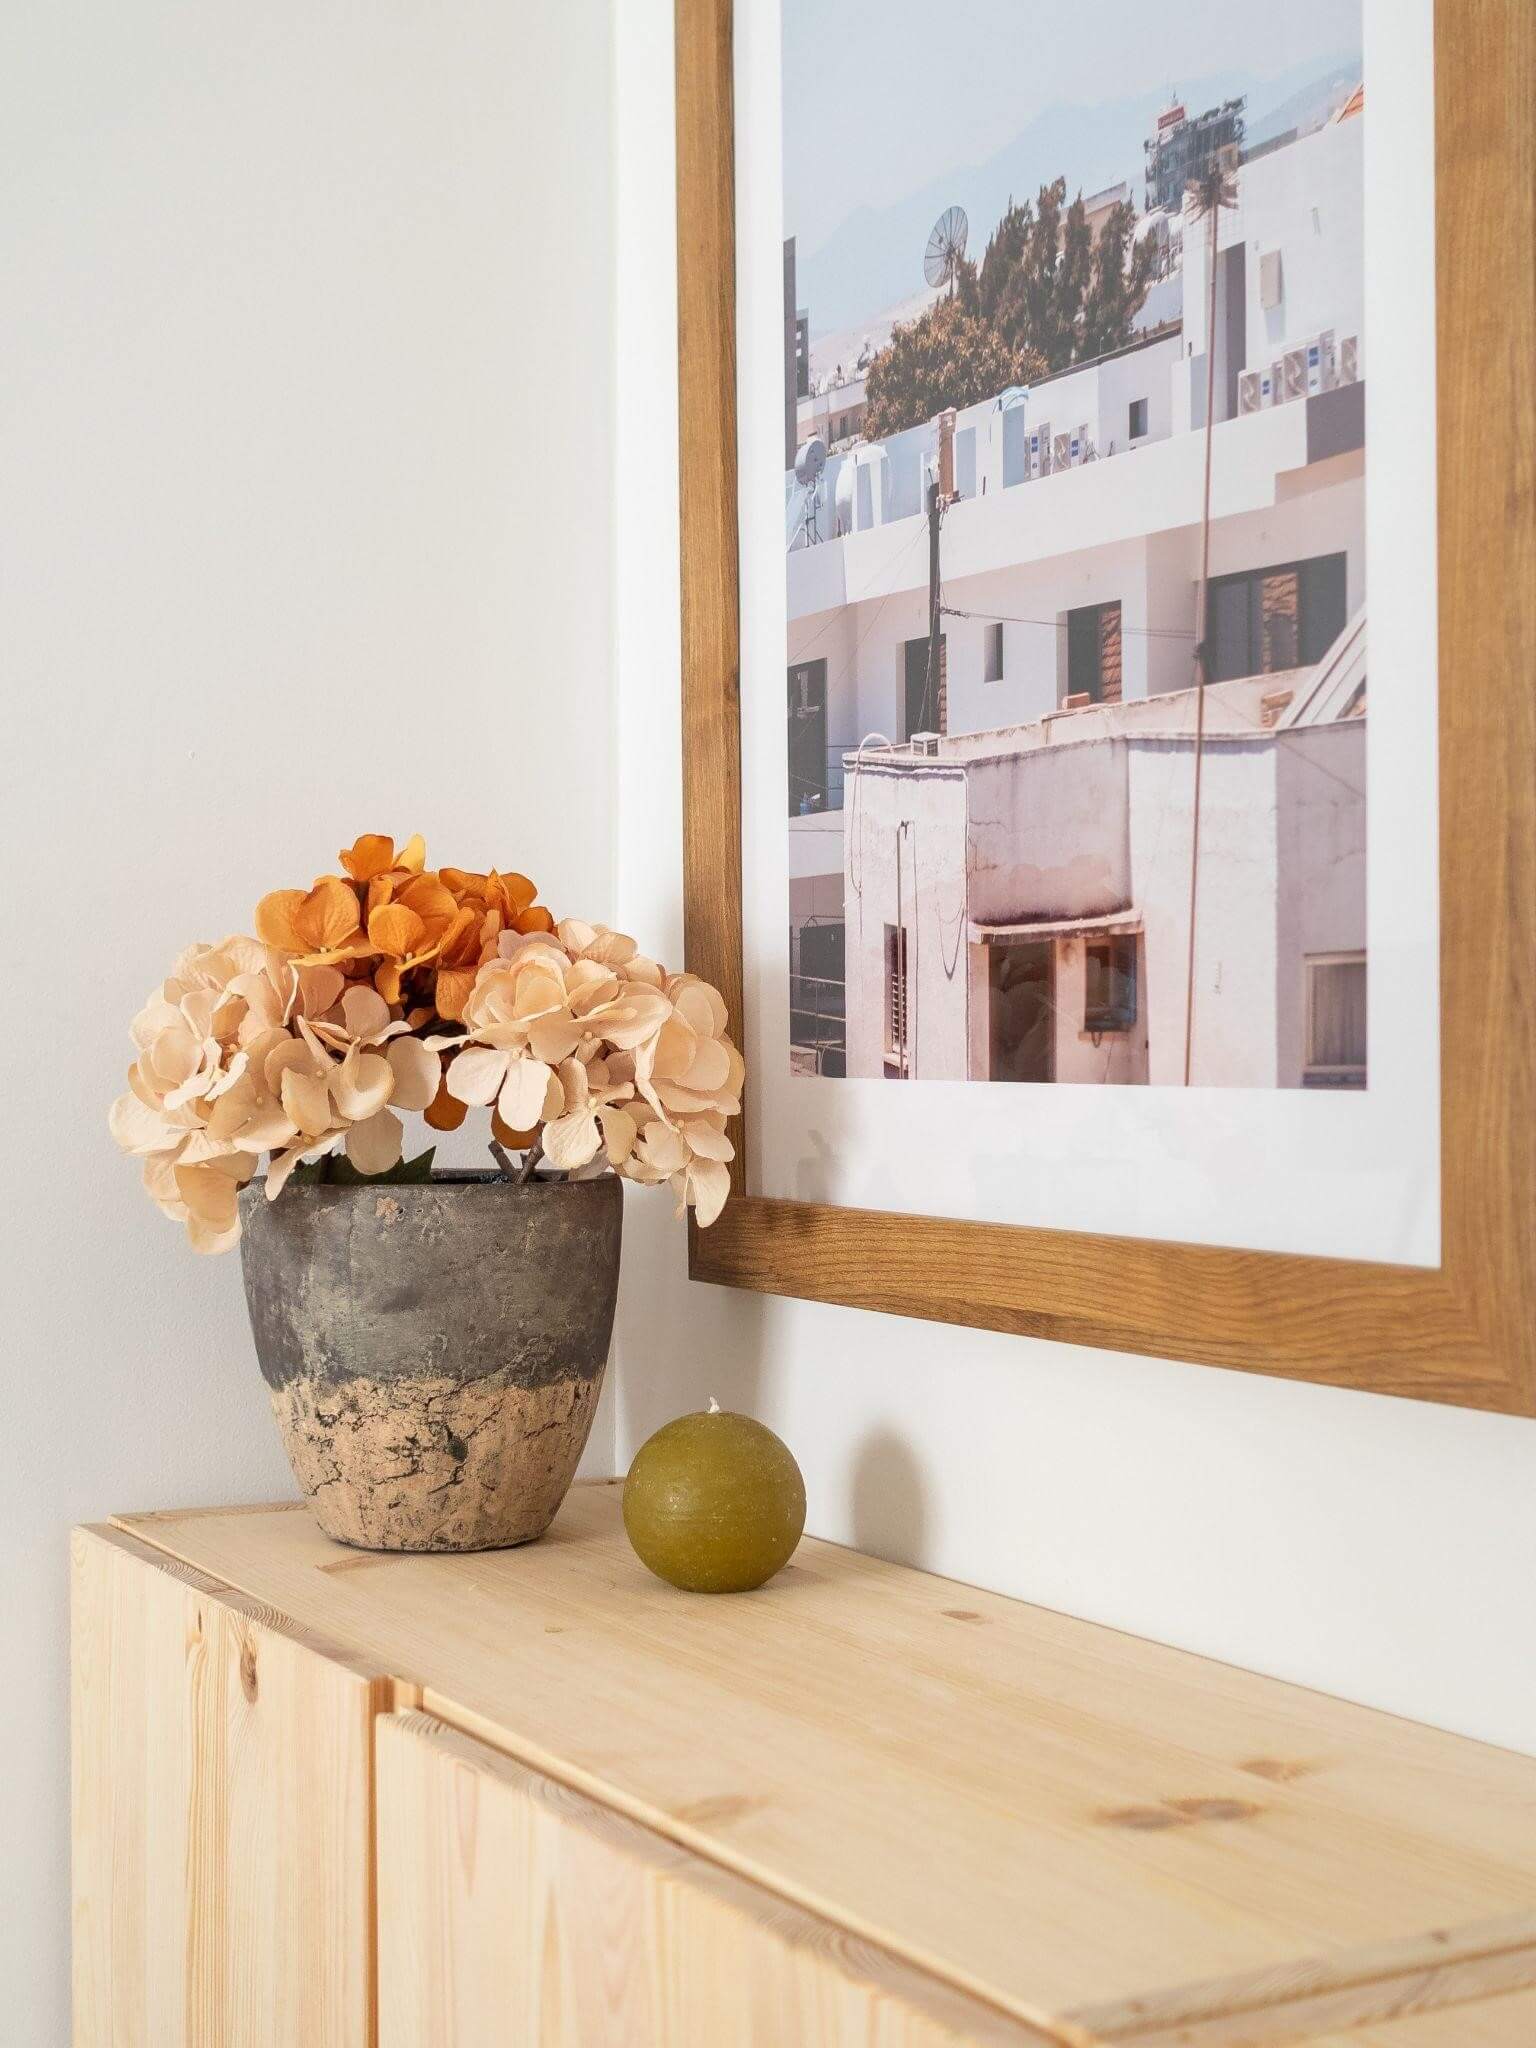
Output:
240,1169,618,1197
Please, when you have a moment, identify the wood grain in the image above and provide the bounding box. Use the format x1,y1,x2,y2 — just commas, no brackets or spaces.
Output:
675,0,745,1208
1310,1985,1536,2046
115,1491,1536,2044
674,0,1536,1415
71,1524,385,2047
376,1709,1081,2047
1073,1914,1536,2045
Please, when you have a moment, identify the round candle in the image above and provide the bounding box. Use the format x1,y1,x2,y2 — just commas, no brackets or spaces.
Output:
623,1404,806,1593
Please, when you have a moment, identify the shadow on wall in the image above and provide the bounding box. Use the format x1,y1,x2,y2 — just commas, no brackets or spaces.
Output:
613,1186,771,1451
612,1191,935,1577
850,1427,930,1566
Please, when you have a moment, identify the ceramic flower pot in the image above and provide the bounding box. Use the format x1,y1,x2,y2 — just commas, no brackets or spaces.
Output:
238,1170,621,1552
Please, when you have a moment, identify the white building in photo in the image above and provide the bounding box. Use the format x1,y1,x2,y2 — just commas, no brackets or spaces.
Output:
785,101,1368,1088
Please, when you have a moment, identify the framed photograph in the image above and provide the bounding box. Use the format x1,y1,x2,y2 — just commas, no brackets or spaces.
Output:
674,0,1534,1415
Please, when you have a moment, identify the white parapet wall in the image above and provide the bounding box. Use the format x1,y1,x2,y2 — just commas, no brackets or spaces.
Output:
840,686,1366,1088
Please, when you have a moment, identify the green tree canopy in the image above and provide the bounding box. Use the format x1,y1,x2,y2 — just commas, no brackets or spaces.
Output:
1078,198,1158,363
863,178,1157,435
861,287,1044,440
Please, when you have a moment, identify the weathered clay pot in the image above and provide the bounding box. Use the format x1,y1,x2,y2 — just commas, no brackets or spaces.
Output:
238,1171,621,1552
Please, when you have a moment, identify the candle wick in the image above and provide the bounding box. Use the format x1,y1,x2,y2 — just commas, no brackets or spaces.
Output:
707,1397,721,1415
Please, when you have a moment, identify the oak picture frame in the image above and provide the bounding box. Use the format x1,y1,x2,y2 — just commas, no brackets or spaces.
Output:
673,0,1535,1416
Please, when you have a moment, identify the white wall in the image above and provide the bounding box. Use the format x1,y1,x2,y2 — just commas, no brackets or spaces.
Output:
612,0,1536,1783
0,5,615,2040
6,7,1533,2040
1240,119,1367,366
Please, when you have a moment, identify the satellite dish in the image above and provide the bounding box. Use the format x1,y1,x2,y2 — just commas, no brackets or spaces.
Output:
924,205,969,294
794,436,827,486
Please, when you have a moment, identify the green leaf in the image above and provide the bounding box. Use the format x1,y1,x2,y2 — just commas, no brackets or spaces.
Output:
325,1146,437,1187
388,1146,437,1185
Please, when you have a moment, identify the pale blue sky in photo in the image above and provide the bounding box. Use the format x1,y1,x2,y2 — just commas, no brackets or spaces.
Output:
783,0,1362,334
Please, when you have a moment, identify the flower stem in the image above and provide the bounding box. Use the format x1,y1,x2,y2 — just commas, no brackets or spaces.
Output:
516,1136,544,1185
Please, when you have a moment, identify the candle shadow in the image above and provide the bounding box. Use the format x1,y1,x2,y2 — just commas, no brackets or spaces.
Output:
849,1427,931,1569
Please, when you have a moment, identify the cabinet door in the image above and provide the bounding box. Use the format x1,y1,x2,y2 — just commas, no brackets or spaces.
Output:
71,1523,386,2048
375,1709,1058,2047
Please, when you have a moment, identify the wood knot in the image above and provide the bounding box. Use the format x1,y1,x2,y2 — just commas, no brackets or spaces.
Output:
942,1608,984,1623
1166,1796,1262,1823
1099,1796,1262,1830
1101,1805,1186,1831
239,1639,259,1704
1239,1756,1316,1782
673,1794,767,1828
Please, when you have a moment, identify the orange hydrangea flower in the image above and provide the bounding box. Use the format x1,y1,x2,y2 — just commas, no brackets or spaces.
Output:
255,836,556,1017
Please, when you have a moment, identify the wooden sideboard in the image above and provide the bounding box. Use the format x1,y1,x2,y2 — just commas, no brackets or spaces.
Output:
72,1485,1536,2046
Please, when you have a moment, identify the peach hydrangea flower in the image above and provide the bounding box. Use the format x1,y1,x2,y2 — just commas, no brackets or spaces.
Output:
618,1104,734,1226
110,939,442,1242
539,1054,639,1172
114,840,743,1250
263,987,441,1193
109,939,343,1252
444,933,670,1133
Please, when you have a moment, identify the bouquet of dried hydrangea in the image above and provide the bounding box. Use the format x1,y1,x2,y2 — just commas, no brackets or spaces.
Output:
110,833,742,1252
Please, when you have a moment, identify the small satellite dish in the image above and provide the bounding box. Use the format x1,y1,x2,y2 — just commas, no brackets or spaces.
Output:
794,437,827,486
924,205,969,294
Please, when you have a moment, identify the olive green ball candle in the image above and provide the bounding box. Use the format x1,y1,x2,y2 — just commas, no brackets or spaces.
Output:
623,1404,806,1593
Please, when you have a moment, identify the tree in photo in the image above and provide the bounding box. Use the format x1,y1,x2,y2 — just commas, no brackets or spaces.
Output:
865,178,1157,430
978,198,1034,325
1078,197,1158,364
862,275,1044,439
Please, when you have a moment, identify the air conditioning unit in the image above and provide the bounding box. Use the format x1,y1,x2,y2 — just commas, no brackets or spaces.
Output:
1282,349,1308,402
1077,423,1093,463
1053,431,1073,471
1339,335,1360,384
1305,340,1324,395
1318,329,1338,391
910,731,942,757
1238,370,1263,415
1035,421,1052,475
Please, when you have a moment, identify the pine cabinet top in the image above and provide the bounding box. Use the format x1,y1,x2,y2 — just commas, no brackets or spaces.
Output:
105,1486,1536,2045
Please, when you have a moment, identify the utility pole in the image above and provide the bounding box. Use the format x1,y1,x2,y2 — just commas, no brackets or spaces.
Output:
1182,148,1238,1087
925,481,943,733
924,408,957,735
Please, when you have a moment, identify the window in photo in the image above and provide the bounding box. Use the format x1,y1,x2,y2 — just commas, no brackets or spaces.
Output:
1208,553,1347,682
1304,952,1367,1088
1085,935,1138,1034
984,620,1004,682
787,659,828,815
1065,601,1123,705
884,924,910,1075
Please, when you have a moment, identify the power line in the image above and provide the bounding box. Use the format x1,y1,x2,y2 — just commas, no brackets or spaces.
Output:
940,602,1196,641
789,515,932,670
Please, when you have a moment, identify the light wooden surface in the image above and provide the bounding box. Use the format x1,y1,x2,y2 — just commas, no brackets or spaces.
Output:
674,0,745,1210
115,1490,1536,2045
675,0,1536,1416
71,1524,385,2048
377,1709,1076,2046
1312,1987,1536,2046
